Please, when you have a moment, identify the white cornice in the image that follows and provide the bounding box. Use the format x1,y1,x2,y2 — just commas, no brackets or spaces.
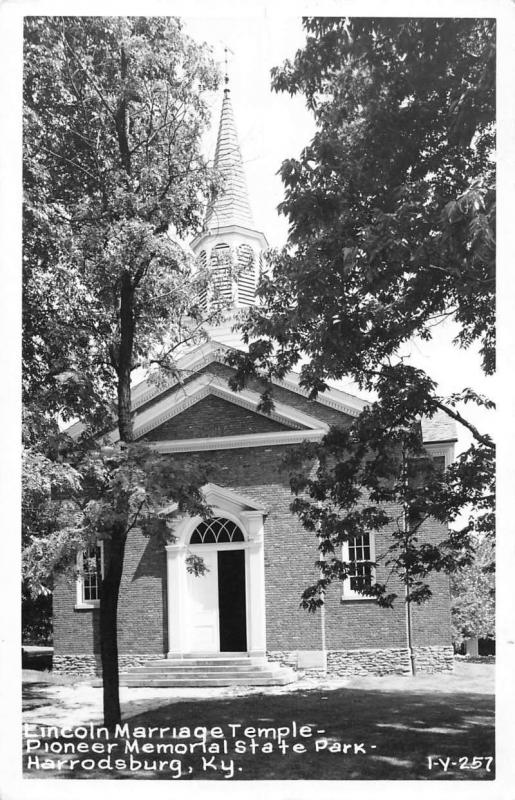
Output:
131,340,223,408
108,373,329,443
272,374,365,417
202,483,266,512
191,224,268,253
130,339,366,418
148,429,326,453
149,434,456,457
130,374,328,438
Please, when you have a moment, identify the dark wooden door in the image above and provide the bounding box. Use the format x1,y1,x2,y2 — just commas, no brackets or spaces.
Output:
217,550,247,652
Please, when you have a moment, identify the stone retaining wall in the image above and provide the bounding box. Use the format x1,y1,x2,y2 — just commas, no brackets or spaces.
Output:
53,646,454,679
52,653,164,677
414,645,454,673
327,647,411,676
269,646,454,677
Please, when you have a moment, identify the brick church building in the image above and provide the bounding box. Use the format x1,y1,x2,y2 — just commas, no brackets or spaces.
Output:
53,83,456,684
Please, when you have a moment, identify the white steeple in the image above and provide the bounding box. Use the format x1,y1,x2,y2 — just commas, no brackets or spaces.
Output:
205,83,255,231
191,73,268,327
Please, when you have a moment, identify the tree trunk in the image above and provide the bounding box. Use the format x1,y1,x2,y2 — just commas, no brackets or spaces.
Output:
117,271,135,443
100,39,135,724
100,269,135,727
117,366,133,442
99,524,127,730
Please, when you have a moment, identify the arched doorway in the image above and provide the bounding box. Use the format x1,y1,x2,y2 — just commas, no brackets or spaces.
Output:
165,484,267,659
187,518,247,653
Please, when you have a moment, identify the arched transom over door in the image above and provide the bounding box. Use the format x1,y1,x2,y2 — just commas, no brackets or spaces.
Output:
190,518,244,545
165,484,267,659
186,518,247,653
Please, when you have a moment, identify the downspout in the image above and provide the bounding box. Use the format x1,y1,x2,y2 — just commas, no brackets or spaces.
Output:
402,448,416,676
404,571,416,676
317,504,327,674
320,569,327,675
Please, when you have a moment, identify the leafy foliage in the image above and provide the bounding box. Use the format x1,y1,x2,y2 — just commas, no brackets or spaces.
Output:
22,591,53,646
24,16,221,427
266,17,495,377
23,17,222,725
451,535,495,644
228,17,495,608
285,400,485,610
23,439,211,595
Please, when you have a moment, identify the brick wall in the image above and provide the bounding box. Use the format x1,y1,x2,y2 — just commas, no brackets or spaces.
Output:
136,360,353,430
323,510,452,650
201,362,355,428
53,578,100,655
54,440,452,657
144,393,292,441
53,528,167,656
53,362,452,659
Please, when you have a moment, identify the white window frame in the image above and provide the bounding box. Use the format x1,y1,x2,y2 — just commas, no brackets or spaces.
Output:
75,541,104,609
341,532,376,601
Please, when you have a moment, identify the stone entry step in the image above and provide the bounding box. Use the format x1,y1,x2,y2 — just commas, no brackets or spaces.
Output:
118,675,294,687
129,663,272,673
108,655,297,688
139,657,267,667
126,662,287,671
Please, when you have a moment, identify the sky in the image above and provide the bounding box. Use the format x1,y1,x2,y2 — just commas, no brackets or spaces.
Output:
184,15,313,247
183,15,496,455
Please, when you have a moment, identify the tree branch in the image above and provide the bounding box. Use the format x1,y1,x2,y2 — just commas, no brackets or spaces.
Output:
126,499,146,535
434,400,494,449
60,22,117,120
39,146,97,181
114,46,132,176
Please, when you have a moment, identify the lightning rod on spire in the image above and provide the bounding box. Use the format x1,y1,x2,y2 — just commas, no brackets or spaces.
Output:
222,44,234,92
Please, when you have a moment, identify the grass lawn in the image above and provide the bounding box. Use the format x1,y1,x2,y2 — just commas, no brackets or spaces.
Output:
22,661,494,781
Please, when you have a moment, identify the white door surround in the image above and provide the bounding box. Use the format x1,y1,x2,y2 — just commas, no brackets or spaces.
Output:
165,484,267,659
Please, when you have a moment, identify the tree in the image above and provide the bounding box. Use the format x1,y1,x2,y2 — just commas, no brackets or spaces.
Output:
21,411,80,644
227,18,495,633
23,17,222,726
451,534,495,647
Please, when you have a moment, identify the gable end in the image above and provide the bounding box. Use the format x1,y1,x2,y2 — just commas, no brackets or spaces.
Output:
139,394,294,441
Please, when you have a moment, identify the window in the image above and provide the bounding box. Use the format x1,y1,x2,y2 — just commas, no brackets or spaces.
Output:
76,543,104,608
342,533,375,600
190,518,245,545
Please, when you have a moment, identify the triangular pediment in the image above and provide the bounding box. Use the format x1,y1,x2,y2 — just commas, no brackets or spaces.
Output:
158,482,266,518
130,340,367,418
117,372,327,443
66,340,366,446
141,393,293,441
202,483,266,513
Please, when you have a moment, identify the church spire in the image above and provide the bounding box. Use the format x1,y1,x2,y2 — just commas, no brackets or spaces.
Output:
204,80,254,230
190,68,268,331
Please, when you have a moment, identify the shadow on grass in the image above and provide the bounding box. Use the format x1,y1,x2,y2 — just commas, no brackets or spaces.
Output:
23,683,59,712
23,683,494,781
